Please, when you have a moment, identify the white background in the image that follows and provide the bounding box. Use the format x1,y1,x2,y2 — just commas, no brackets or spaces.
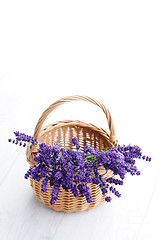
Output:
0,1,160,240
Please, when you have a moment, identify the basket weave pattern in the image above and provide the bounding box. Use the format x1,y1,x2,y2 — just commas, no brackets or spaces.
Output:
26,96,117,212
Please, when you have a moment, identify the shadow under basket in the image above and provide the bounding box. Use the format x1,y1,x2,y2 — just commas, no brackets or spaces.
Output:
26,95,118,213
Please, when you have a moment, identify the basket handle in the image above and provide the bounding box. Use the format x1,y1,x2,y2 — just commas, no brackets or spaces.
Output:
33,95,117,145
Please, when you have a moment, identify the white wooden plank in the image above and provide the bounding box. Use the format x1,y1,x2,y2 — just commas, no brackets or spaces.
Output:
0,151,65,240
136,173,160,240
0,119,22,183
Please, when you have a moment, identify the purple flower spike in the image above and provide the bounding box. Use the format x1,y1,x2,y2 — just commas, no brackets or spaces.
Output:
105,196,112,202
136,171,141,175
54,171,63,180
72,137,80,150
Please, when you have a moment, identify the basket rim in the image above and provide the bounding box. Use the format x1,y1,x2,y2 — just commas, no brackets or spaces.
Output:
26,119,118,167
38,119,112,145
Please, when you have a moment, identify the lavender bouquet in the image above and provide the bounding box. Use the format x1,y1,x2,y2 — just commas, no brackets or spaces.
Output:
8,131,151,205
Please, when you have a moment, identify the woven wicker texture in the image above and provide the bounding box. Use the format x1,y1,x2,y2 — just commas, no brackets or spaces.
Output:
26,95,118,212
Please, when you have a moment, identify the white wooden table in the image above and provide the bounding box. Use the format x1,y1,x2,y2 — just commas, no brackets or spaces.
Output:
0,1,160,239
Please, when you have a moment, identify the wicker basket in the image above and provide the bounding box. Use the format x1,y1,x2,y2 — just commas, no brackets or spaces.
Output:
26,95,118,212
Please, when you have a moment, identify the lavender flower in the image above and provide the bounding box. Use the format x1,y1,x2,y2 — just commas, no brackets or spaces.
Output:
50,184,60,205
8,131,38,148
41,178,48,193
105,196,112,202
54,171,63,180
72,137,80,150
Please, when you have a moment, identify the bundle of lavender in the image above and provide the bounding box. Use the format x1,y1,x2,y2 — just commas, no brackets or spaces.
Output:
8,131,151,205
